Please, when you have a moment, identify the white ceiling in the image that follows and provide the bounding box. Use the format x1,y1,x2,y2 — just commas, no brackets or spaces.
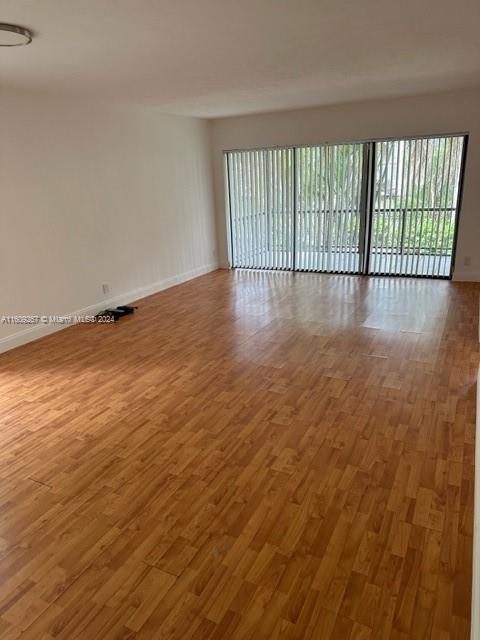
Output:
1,0,479,118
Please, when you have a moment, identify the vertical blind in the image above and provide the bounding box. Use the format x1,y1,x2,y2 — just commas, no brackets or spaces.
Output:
227,148,293,270
369,136,464,277
296,143,364,273
225,135,466,279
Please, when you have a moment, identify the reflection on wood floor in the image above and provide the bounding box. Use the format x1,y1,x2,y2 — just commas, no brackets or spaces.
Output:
0,269,478,639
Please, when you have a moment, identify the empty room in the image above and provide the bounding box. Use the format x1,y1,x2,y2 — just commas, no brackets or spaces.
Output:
0,1,479,638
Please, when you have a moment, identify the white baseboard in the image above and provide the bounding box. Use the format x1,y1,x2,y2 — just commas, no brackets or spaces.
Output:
0,262,218,355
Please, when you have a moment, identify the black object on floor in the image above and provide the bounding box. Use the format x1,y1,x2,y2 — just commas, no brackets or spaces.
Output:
116,305,136,315
96,306,137,322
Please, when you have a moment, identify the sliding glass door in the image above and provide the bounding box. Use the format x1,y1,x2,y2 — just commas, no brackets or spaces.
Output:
368,136,465,277
226,148,293,270
296,143,365,273
225,134,466,279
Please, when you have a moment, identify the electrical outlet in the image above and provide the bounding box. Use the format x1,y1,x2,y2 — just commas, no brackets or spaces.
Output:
464,256,471,267
102,283,110,295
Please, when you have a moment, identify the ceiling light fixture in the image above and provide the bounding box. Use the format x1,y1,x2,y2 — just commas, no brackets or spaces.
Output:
0,23,32,47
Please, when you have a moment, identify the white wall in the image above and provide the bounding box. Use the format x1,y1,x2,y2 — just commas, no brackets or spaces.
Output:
0,91,218,351
210,88,480,280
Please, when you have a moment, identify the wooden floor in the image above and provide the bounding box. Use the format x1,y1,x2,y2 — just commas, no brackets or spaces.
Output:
0,269,478,639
